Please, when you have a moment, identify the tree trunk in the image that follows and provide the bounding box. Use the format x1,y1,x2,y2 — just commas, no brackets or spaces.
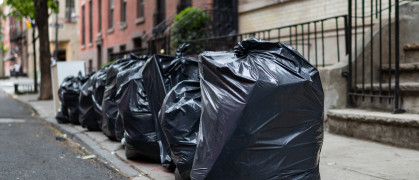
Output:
35,0,52,100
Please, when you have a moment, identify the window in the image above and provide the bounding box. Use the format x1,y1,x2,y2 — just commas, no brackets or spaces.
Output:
133,37,142,48
121,0,127,23
65,0,75,21
81,5,85,45
107,48,114,62
89,1,93,43
137,0,144,18
88,59,93,73
109,0,114,29
177,0,191,13
98,0,102,32
120,45,126,52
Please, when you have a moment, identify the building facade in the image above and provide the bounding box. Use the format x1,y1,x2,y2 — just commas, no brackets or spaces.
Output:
49,0,80,62
1,6,29,78
78,0,220,72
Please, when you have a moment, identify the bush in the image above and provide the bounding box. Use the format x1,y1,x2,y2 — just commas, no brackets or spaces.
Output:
170,7,210,54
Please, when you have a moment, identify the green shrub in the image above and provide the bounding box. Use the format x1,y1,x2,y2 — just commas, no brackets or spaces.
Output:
170,7,211,54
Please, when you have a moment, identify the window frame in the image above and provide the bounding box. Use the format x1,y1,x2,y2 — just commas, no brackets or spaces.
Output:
81,5,85,45
65,0,75,22
108,0,114,29
121,0,127,23
98,0,102,32
89,1,93,43
137,0,144,19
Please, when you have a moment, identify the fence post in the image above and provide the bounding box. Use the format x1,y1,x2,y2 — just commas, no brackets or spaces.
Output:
393,0,404,113
347,0,353,107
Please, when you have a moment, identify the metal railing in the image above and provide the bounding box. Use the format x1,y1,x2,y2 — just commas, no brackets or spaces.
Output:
14,83,39,94
347,0,403,113
148,7,238,55
109,48,148,61
186,15,349,67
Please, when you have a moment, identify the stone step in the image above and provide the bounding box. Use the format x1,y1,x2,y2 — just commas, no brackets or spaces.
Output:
327,108,419,150
381,63,419,82
355,82,419,92
404,43,419,63
381,62,419,71
353,82,419,113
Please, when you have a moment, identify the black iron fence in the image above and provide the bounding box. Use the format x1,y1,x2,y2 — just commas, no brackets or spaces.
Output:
186,15,349,67
347,0,403,113
14,83,39,94
109,48,148,61
148,7,238,56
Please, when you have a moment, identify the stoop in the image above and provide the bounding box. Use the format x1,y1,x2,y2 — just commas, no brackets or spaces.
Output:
327,41,419,150
327,109,419,150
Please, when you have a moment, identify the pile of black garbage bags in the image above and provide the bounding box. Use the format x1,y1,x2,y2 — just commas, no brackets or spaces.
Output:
56,38,324,180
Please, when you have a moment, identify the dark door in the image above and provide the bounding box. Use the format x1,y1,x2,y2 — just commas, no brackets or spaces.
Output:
97,45,102,70
155,0,165,26
213,0,238,36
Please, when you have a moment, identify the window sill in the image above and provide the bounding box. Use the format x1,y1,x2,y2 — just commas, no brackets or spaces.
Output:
80,45,85,50
88,43,93,48
107,27,114,34
96,32,102,38
119,22,127,30
135,17,145,25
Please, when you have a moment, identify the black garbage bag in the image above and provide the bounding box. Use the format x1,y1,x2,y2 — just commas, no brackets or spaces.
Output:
190,38,324,179
56,72,89,124
115,60,160,161
142,44,199,169
79,72,102,131
159,80,201,180
102,58,132,139
114,55,149,141
93,66,110,128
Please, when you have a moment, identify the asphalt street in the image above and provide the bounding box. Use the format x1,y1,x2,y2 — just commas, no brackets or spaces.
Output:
0,91,128,180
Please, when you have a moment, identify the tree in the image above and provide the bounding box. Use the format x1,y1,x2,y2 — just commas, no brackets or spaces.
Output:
6,0,58,100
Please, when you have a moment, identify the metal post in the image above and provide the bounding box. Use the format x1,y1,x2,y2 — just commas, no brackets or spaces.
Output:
55,0,59,61
370,0,374,102
347,0,353,106
393,0,404,113
32,27,38,93
0,41,4,78
379,0,383,102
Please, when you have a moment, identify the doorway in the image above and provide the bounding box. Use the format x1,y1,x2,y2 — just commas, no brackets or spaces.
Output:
97,45,102,70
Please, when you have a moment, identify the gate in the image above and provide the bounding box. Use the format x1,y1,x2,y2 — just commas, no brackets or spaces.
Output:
347,0,403,113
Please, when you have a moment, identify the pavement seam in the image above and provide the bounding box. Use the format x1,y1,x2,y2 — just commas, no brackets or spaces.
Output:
1,90,150,179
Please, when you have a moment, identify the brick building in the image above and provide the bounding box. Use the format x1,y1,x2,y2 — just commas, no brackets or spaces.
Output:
79,0,238,72
1,8,28,78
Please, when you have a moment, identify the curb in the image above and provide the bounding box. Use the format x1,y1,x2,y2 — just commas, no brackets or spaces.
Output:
1,89,150,179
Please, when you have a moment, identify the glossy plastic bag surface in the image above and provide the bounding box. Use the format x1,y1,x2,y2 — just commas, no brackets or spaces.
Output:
114,55,149,141
56,73,90,124
159,80,201,180
102,57,135,139
92,66,110,128
190,38,324,180
116,60,160,161
142,49,199,169
79,72,102,131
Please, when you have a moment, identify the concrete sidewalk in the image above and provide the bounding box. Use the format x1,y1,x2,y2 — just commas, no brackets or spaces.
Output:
1,78,418,180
